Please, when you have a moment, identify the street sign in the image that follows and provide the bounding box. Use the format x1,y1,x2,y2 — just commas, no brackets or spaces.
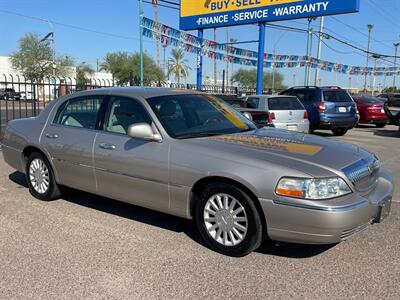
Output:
180,0,360,30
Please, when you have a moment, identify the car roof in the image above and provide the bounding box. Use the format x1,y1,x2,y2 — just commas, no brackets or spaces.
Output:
66,87,202,99
248,95,297,99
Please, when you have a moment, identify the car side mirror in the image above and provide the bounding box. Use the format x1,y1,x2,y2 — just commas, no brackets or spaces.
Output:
243,112,253,121
127,123,162,142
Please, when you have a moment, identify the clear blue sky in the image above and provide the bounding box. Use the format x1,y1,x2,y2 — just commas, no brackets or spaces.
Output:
1,0,400,88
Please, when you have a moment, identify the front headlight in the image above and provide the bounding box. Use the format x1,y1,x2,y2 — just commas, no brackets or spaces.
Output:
276,177,352,200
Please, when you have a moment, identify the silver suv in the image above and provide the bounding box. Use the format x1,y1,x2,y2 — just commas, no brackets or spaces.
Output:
247,95,310,133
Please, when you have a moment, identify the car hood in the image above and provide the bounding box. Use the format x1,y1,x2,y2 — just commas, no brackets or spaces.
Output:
182,128,372,177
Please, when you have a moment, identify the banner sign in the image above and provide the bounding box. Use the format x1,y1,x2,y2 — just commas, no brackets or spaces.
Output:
142,17,399,76
180,0,360,30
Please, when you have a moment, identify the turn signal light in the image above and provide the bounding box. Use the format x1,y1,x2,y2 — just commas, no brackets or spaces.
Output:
276,188,304,198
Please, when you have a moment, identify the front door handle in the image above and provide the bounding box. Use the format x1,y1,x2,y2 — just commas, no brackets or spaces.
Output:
45,133,59,139
99,143,116,150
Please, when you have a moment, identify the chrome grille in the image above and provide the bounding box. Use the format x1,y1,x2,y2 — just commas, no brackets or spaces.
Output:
342,156,380,192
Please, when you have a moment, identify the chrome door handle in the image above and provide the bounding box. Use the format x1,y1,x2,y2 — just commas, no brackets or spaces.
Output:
99,143,116,150
45,133,59,139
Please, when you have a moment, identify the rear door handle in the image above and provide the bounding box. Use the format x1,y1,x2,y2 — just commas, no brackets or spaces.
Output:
45,133,59,139
99,143,116,150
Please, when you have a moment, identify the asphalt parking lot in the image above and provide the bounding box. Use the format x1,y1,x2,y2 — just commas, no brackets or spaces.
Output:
0,125,399,299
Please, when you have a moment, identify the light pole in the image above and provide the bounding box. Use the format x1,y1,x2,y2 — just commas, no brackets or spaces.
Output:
314,16,324,86
393,42,400,89
139,0,144,86
364,24,374,92
371,54,381,96
272,31,288,93
304,18,315,86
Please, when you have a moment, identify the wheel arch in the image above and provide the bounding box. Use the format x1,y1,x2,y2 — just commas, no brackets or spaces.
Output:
189,176,268,235
22,145,59,182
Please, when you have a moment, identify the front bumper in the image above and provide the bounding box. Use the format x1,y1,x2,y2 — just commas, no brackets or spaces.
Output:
259,169,394,244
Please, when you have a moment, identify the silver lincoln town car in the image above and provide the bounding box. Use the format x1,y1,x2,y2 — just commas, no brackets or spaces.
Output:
2,88,394,256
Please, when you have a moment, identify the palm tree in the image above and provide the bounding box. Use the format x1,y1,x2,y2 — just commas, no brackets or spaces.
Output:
168,48,191,85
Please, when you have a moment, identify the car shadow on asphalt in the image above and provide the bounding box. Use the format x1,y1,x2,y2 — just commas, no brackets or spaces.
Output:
9,170,334,259
374,129,400,138
256,241,335,258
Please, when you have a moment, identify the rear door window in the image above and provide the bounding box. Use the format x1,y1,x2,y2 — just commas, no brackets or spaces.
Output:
54,96,105,129
291,89,307,103
268,97,304,110
323,90,353,103
247,97,260,109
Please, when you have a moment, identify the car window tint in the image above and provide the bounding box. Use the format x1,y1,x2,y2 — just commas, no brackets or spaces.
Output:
268,97,304,110
106,96,151,135
247,97,260,109
323,90,353,102
54,96,104,129
147,94,255,138
292,89,306,102
360,97,385,104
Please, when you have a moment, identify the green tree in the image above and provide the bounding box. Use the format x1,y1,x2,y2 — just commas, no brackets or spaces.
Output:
100,51,165,86
76,62,95,90
168,48,191,84
231,68,286,91
382,86,399,93
11,33,73,82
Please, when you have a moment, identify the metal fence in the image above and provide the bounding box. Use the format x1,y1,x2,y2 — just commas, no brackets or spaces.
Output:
0,74,264,138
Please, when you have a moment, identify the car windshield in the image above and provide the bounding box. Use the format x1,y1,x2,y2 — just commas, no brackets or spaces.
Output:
147,94,256,139
360,97,385,104
268,97,304,110
323,90,353,103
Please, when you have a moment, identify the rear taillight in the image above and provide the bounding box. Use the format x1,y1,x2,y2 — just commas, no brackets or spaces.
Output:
304,111,309,119
316,102,326,113
268,112,276,124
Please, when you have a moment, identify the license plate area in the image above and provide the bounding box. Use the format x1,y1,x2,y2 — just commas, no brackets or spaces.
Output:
375,198,392,223
287,125,298,131
338,107,347,113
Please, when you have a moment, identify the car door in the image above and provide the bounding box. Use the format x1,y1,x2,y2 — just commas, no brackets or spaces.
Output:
41,95,106,193
93,95,170,212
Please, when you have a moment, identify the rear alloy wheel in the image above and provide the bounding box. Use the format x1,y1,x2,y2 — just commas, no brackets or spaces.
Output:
332,128,348,136
195,183,263,257
26,152,61,201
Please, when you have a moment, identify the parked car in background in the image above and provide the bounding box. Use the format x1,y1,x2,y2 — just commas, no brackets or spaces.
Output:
20,91,35,101
376,93,400,125
0,88,21,100
213,94,271,128
280,86,358,136
353,96,388,128
1,87,393,256
246,95,310,133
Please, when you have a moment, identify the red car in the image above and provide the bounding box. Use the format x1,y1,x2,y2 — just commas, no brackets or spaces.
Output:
353,96,388,128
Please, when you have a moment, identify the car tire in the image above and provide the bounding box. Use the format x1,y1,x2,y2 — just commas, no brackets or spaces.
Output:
26,152,61,201
332,128,348,136
375,123,386,128
195,183,263,257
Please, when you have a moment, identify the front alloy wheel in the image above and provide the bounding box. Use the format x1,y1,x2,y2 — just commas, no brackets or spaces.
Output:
195,183,263,257
204,193,248,246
